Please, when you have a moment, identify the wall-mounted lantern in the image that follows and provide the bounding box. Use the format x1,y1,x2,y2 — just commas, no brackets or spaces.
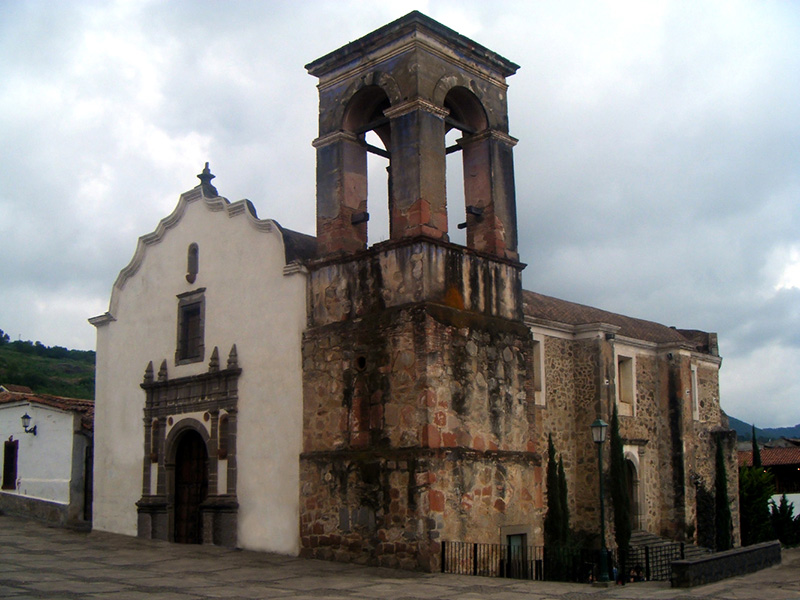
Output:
21,413,37,435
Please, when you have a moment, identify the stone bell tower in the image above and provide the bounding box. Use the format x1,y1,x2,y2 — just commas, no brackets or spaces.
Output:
300,12,540,571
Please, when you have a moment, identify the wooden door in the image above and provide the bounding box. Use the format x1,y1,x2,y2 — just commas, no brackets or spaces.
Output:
174,430,208,544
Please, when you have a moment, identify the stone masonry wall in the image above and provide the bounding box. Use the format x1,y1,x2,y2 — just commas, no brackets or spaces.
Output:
536,335,600,541
301,302,538,570
534,333,734,550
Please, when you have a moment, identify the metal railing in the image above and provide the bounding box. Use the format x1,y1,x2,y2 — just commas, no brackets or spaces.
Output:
626,542,685,581
441,540,687,583
440,540,545,580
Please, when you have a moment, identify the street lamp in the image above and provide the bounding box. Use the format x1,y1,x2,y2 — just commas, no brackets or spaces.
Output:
590,418,609,584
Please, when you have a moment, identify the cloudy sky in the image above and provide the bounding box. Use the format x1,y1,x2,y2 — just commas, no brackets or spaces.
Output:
1,0,798,427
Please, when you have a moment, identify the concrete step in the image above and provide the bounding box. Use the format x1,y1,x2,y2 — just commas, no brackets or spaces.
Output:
628,530,711,557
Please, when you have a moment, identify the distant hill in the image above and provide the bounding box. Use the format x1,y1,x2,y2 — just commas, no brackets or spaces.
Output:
0,330,94,399
728,414,800,442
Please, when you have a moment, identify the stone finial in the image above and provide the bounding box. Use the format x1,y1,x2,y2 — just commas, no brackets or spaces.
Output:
157,359,169,382
197,162,218,196
143,361,154,384
227,344,238,370
209,347,220,373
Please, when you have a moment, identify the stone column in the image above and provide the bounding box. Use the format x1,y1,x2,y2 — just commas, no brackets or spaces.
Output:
386,99,449,241
314,131,368,255
460,129,519,260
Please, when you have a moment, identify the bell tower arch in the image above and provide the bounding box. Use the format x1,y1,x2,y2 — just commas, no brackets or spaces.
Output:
306,11,520,259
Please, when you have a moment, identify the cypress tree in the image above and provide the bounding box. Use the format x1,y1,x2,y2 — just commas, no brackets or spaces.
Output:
739,464,775,545
715,435,733,551
544,434,563,549
609,406,631,582
558,455,569,546
751,424,762,468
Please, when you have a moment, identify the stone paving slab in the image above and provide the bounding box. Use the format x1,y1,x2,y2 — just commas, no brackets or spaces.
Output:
1,514,799,599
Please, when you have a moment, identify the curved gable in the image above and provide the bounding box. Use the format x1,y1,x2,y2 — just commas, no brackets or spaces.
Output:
91,185,310,326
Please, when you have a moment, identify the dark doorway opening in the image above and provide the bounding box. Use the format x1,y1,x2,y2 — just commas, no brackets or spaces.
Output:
174,429,208,544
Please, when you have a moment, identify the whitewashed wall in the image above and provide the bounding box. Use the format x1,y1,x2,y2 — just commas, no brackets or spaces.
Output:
0,403,77,504
92,188,307,555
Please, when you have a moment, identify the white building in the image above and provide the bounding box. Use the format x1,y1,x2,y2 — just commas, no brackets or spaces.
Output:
0,388,93,528
90,169,312,553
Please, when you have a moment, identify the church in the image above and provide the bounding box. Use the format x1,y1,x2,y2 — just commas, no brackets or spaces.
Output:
90,12,738,571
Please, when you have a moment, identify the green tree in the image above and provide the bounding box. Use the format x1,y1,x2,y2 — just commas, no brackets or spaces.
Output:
609,406,631,582
0,329,9,345
544,435,572,580
558,455,569,546
544,434,564,548
739,465,775,545
715,435,733,551
770,494,800,547
752,424,762,468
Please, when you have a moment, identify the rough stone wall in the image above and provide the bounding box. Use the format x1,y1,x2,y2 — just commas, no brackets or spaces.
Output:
618,353,663,535
534,334,735,550
301,301,538,570
536,335,601,541
300,449,539,571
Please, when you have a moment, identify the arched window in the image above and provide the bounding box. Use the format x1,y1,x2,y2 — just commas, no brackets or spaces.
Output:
186,243,199,283
340,85,392,249
443,87,490,250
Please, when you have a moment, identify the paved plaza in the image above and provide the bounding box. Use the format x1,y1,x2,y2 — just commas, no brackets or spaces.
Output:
1,515,799,600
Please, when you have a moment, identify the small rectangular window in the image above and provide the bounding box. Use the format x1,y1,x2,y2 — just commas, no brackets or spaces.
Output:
617,354,635,416
176,289,205,365
2,439,19,490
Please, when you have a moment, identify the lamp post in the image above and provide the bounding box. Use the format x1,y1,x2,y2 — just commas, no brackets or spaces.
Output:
590,418,609,584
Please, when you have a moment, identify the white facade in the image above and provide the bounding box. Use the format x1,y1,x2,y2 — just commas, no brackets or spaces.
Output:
91,182,309,554
0,398,91,525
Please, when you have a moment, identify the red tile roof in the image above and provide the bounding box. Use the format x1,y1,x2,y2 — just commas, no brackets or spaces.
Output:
738,447,800,467
522,290,715,350
0,391,94,432
0,384,34,393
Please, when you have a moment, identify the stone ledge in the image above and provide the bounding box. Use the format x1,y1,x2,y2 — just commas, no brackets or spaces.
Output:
0,491,89,531
671,540,781,588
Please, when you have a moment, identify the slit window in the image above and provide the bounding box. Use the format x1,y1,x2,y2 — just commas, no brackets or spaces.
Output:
691,364,699,421
186,243,199,283
532,336,545,406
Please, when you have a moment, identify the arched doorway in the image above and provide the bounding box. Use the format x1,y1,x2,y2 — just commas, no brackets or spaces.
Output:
173,429,208,544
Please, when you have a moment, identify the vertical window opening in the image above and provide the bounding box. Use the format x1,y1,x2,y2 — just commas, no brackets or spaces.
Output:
186,243,199,283
532,337,545,406
365,130,389,246
617,354,635,416
443,87,488,251
445,128,466,246
691,364,699,421
176,289,205,365
341,86,391,251
3,439,19,490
